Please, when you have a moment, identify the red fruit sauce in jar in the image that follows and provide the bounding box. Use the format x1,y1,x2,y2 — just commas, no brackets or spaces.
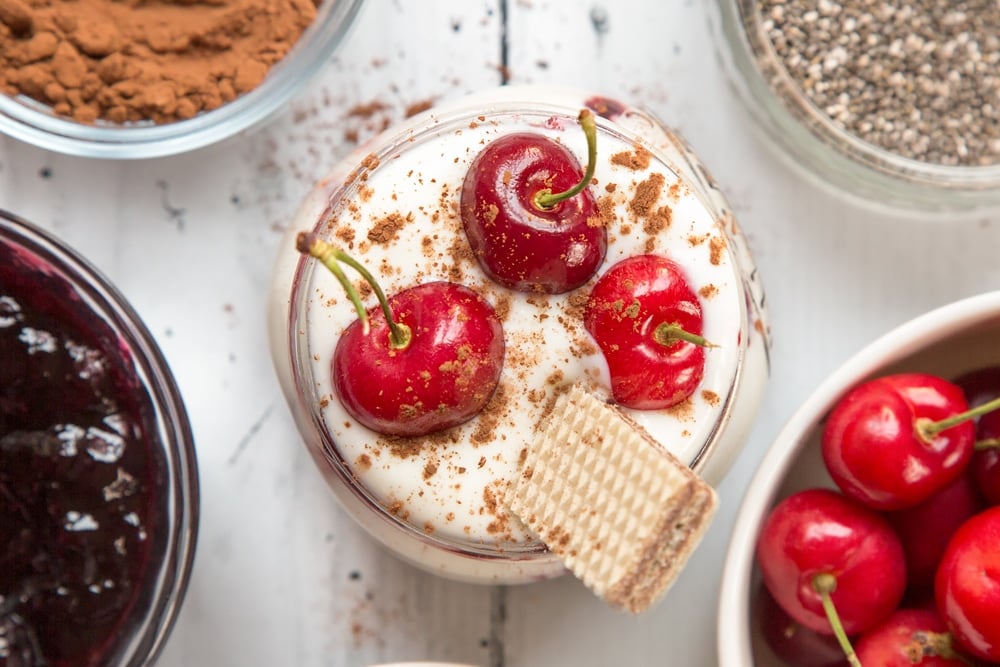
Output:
0,238,168,666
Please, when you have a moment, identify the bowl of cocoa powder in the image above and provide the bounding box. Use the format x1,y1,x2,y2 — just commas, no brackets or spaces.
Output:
0,0,365,158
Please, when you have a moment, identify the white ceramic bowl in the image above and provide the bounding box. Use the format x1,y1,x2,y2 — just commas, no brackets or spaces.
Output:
717,290,1000,666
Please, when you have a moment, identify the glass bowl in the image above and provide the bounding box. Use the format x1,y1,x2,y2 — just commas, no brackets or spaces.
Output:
717,290,1000,665
708,0,1000,215
0,0,365,159
0,209,198,665
268,85,771,584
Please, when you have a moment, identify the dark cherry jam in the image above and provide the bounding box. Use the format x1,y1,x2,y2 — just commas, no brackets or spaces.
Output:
0,240,167,666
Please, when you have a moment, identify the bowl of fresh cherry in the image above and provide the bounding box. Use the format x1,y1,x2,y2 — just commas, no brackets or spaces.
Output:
718,290,1000,666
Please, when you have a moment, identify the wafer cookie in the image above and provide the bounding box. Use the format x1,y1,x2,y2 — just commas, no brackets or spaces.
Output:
508,384,718,613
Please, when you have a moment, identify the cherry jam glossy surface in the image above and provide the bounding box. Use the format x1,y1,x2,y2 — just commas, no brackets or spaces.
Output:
0,242,167,666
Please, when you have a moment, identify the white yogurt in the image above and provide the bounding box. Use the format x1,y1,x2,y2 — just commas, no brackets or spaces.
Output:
269,86,770,583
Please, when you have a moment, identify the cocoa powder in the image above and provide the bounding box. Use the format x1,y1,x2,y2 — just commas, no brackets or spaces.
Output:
0,0,317,124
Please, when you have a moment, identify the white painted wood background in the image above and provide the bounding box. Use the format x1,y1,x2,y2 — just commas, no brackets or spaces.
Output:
2,1,999,665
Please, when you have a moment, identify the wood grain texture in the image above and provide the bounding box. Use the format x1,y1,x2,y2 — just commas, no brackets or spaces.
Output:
1,1,999,666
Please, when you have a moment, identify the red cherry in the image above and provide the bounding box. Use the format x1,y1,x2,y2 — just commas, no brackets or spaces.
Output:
854,608,972,666
754,583,849,667
298,233,504,437
934,507,1000,662
953,365,1000,411
583,95,628,120
583,254,710,410
821,373,978,510
460,109,606,294
756,489,906,644
935,506,1000,662
888,471,983,594
972,410,1000,506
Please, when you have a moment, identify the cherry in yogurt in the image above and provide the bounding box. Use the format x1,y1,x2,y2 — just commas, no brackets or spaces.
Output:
0,242,168,666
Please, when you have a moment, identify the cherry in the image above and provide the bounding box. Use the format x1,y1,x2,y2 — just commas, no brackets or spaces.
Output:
583,254,711,410
888,471,983,595
953,365,1000,411
754,583,849,667
935,505,1000,662
756,488,906,666
459,108,606,294
583,95,628,120
854,608,972,666
820,372,999,510
297,232,504,437
972,409,1000,506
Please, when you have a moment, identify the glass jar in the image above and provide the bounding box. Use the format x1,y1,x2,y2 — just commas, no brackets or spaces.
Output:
708,0,1000,215
0,210,198,665
267,85,770,584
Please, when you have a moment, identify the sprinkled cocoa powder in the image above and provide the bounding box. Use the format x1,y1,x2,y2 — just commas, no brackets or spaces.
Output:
334,225,356,249
709,236,726,266
367,212,410,245
699,284,720,299
300,113,741,554
629,173,666,218
610,147,652,171
642,205,672,237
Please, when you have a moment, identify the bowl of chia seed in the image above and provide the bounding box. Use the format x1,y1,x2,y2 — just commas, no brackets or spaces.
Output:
709,0,1000,215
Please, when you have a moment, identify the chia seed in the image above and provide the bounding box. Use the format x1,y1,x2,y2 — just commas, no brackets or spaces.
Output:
746,0,1000,166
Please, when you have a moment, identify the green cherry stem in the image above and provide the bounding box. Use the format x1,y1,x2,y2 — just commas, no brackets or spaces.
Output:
296,232,412,349
975,438,1000,451
533,108,598,210
811,573,863,667
908,631,974,665
653,322,716,348
917,395,1000,440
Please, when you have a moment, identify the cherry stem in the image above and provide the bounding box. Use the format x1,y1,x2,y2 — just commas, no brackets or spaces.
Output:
296,232,412,349
653,322,716,348
918,395,1000,439
811,573,862,667
533,108,598,210
907,630,971,664
975,438,1000,451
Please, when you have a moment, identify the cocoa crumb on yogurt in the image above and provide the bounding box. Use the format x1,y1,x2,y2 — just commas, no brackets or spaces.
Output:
630,173,665,217
709,236,726,266
367,212,410,245
642,206,672,237
699,284,720,299
611,147,652,171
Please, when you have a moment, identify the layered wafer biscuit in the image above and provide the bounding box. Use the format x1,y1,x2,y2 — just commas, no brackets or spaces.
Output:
508,384,718,613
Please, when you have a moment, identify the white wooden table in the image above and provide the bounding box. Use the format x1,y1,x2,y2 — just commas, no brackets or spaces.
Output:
3,2,999,665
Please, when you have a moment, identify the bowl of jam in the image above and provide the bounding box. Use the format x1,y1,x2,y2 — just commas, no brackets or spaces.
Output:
0,209,198,665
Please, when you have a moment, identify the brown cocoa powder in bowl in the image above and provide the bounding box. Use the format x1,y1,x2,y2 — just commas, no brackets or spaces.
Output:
0,0,317,124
